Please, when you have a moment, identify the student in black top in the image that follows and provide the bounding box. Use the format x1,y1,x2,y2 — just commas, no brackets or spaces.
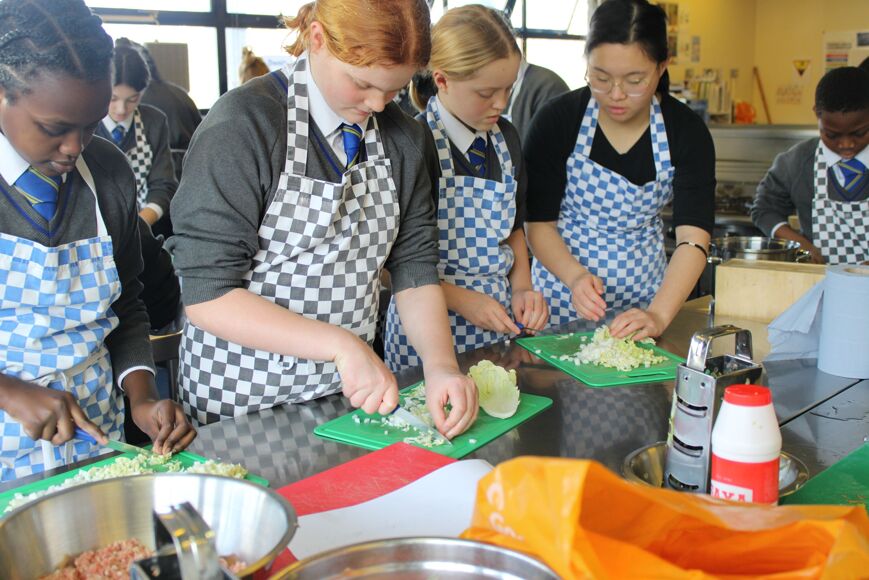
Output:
95,39,177,233
525,0,714,340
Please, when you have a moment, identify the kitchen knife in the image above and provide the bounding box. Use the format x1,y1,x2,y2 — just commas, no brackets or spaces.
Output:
74,427,154,457
389,407,453,447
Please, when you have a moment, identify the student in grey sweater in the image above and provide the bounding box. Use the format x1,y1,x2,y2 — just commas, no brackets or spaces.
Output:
752,67,869,264
96,39,178,235
0,0,194,481
168,0,478,437
506,62,570,143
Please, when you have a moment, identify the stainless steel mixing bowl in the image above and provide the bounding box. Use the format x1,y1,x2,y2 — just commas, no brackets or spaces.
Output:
623,441,809,497
0,473,297,579
272,537,560,579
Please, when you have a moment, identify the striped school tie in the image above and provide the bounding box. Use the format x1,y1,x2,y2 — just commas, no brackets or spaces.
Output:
341,123,363,169
111,125,125,146
467,136,487,175
14,167,61,220
838,158,866,192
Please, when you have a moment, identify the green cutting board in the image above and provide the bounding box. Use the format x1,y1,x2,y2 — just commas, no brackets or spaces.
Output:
0,449,268,515
516,332,684,387
314,385,552,459
780,444,869,512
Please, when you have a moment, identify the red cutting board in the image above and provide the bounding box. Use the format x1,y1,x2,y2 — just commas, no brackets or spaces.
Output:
259,443,456,576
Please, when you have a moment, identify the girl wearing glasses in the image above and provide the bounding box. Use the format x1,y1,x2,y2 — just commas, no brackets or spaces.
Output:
524,0,714,340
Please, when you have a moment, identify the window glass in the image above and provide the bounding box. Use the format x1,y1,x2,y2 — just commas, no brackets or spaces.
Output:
524,38,586,90
226,27,295,90
86,0,209,11
226,0,308,16
510,0,589,35
102,24,219,108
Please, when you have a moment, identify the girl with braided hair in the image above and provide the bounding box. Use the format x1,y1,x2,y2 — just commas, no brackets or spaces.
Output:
0,0,195,481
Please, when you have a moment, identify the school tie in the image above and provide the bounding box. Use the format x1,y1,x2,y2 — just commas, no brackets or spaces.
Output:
467,136,487,175
341,123,363,169
838,158,866,192
14,167,61,221
111,125,125,146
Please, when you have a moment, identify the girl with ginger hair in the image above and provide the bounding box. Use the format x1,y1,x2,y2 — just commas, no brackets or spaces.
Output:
167,0,478,438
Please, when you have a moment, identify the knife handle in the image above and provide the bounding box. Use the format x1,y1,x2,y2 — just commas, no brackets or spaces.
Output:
74,427,97,444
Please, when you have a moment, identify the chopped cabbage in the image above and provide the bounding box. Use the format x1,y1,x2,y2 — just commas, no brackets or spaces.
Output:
5,454,246,514
468,360,520,419
559,325,666,371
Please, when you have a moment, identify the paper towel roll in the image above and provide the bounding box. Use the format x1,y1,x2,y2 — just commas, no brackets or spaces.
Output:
818,265,869,378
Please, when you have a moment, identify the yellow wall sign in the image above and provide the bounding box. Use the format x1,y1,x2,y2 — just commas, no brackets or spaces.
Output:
792,59,811,77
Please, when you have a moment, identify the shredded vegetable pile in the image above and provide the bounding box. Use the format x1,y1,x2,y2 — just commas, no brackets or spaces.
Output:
559,325,666,371
352,383,447,448
5,454,248,514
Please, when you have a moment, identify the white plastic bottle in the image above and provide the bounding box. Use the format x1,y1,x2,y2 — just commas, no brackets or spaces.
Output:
710,384,781,504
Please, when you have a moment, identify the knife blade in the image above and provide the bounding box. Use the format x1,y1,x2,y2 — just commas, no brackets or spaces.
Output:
389,407,453,446
74,427,153,457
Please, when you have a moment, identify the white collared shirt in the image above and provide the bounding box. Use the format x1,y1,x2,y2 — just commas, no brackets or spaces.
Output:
0,131,31,187
101,115,133,137
307,55,370,167
434,95,488,158
0,132,153,387
771,141,869,237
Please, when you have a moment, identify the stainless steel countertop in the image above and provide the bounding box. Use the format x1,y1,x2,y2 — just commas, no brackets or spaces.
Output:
180,298,860,489
3,298,861,494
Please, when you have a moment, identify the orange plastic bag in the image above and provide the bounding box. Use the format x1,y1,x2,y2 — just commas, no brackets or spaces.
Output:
461,457,869,579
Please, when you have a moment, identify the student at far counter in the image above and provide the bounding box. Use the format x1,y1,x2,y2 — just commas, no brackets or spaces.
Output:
95,39,178,234
167,0,478,436
0,0,194,482
524,0,715,340
383,5,549,371
751,66,869,265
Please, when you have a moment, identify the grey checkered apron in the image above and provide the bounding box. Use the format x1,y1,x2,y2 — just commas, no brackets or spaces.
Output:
811,144,869,265
0,157,124,481
125,109,153,210
179,55,399,425
532,96,675,326
383,97,517,371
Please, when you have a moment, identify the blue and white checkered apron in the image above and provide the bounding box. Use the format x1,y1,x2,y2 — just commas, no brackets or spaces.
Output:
532,95,675,327
0,157,124,481
124,110,153,210
811,144,869,265
383,97,517,371
179,54,399,425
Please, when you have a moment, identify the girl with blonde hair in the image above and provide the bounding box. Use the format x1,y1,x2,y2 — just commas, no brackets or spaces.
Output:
168,0,478,437
384,4,549,371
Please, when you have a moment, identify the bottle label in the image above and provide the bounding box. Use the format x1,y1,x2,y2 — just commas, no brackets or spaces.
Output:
710,454,779,504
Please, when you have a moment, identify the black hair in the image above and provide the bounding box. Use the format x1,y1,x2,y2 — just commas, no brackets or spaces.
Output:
113,37,151,91
814,66,869,115
120,37,162,82
586,0,670,94
860,56,869,74
0,0,113,101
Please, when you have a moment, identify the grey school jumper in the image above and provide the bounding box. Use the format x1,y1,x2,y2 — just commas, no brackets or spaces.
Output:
507,63,570,144
168,70,441,307
0,136,154,378
752,137,869,241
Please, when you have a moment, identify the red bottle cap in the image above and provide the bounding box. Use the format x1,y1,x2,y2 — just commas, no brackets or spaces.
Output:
723,384,772,407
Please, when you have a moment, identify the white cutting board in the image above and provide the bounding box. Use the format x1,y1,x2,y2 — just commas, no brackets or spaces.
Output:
289,459,493,559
